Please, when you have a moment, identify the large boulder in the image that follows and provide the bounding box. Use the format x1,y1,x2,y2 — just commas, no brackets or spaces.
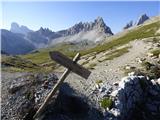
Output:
103,75,160,120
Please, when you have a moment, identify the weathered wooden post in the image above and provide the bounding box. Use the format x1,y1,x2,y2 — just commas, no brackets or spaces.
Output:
33,51,91,119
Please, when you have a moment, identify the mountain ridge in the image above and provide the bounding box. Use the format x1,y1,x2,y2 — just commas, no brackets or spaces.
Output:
2,14,157,55
123,14,150,30
2,17,113,55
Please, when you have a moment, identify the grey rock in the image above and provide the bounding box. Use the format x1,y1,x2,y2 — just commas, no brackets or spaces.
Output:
136,14,149,25
58,16,113,36
104,76,160,120
123,21,133,29
99,87,106,93
10,22,32,35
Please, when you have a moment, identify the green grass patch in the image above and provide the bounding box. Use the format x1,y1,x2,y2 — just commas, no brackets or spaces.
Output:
95,80,103,84
105,47,129,60
99,46,130,62
81,60,89,65
22,43,78,65
150,49,160,57
1,55,40,70
87,63,97,69
141,61,160,79
100,97,113,110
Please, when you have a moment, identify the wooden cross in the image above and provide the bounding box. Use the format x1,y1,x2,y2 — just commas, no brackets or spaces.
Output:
33,51,91,119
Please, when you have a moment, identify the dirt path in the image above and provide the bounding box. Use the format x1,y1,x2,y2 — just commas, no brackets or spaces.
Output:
63,39,150,102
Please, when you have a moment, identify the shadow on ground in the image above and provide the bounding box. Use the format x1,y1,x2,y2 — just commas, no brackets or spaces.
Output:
42,83,103,120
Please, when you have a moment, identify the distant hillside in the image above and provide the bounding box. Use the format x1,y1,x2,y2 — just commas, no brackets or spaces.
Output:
1,29,35,55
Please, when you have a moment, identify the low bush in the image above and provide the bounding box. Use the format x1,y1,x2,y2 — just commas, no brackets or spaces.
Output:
100,97,113,110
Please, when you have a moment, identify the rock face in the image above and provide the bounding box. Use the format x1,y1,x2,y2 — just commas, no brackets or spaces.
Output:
103,75,160,120
36,27,61,39
136,14,149,25
50,17,113,44
58,17,113,36
10,22,32,35
123,21,133,29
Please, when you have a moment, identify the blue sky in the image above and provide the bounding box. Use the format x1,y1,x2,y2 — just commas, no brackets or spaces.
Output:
1,1,159,33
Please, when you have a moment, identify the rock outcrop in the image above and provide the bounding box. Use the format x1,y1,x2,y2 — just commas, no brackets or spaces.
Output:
102,75,160,120
136,14,150,25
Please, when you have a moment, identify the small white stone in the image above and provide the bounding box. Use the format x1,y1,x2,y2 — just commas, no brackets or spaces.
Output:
128,72,135,76
125,66,131,70
157,78,160,85
110,90,118,97
147,52,154,57
110,108,120,117
95,84,100,89
151,79,156,85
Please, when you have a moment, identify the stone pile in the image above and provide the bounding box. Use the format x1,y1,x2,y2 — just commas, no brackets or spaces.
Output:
1,73,58,120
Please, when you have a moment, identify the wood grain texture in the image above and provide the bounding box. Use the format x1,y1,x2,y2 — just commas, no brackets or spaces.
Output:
49,51,91,79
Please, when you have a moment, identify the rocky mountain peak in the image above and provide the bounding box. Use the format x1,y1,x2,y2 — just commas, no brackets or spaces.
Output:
10,22,32,35
35,27,60,40
38,27,53,34
123,21,133,29
94,16,104,24
11,22,19,30
136,13,149,25
59,16,113,36
93,16,113,35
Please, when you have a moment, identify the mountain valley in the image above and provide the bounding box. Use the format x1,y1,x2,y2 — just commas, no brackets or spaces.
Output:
1,13,160,120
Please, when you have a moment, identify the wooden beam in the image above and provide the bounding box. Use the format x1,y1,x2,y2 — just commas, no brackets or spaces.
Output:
49,51,91,79
33,53,80,119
